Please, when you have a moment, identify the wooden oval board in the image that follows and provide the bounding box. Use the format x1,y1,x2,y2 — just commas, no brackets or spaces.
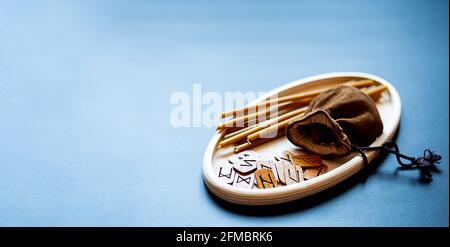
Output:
203,72,401,205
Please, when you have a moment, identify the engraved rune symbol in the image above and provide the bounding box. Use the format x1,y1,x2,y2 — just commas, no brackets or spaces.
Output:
303,165,328,180
216,163,235,184
236,176,251,184
287,169,301,183
218,167,232,178
255,169,278,189
232,173,255,189
260,176,274,188
284,164,304,185
229,150,259,174
240,159,256,166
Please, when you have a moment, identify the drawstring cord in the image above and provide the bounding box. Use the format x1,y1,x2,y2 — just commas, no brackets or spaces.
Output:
351,141,442,181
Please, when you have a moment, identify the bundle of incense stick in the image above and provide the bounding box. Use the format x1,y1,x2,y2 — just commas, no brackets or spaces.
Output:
217,79,388,153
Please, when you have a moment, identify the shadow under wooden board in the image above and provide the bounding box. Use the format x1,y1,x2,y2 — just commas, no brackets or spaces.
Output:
203,72,401,205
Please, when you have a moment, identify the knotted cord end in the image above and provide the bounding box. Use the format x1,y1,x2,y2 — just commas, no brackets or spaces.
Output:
353,141,443,182
413,149,442,181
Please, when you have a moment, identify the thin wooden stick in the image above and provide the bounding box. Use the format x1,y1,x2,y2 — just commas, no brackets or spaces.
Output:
220,105,295,139
222,125,254,139
220,79,375,118
217,102,288,130
247,114,304,142
365,85,388,101
220,92,315,119
219,124,268,148
234,132,284,153
346,79,376,88
216,100,310,130
219,107,307,147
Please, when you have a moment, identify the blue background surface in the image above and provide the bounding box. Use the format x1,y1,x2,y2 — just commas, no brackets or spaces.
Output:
0,0,448,226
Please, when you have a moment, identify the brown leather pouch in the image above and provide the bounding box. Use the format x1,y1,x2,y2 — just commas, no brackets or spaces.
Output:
286,85,383,156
